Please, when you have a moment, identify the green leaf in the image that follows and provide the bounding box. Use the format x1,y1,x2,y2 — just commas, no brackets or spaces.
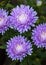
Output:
5,3,14,9
0,45,6,49
1,28,19,43
0,1,6,7
20,57,28,65
26,0,36,7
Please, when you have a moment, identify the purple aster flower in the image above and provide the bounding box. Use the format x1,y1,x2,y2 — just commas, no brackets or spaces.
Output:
9,5,38,33
6,35,32,61
0,9,9,34
32,24,46,48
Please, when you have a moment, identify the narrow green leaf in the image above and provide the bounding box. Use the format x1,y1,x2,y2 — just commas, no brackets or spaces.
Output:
5,3,14,8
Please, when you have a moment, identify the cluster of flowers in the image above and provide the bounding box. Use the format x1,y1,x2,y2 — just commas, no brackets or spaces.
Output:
0,5,46,61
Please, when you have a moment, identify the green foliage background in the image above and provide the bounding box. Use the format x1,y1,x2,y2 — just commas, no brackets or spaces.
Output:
0,0,46,65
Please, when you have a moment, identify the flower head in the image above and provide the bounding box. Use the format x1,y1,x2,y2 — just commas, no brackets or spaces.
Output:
36,0,42,6
6,35,32,61
0,9,9,34
9,5,38,33
32,24,46,48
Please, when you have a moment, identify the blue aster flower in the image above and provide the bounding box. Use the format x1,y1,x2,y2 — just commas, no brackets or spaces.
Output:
0,9,9,34
32,24,46,48
6,35,32,61
9,5,38,33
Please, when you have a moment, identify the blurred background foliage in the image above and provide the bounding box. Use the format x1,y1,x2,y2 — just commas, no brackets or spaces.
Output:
0,0,46,65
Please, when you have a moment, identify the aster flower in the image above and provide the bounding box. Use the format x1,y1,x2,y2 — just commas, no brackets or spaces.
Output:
0,9,9,34
32,24,46,48
36,0,42,6
6,35,32,61
9,5,38,33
